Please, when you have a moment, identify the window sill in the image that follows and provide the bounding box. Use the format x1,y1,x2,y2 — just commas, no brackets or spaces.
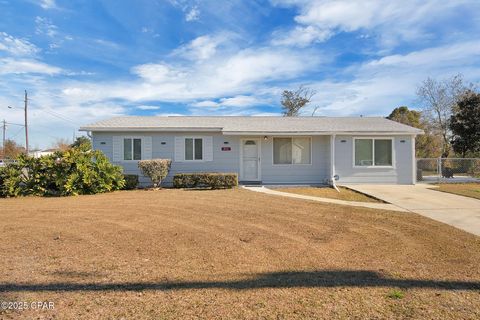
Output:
272,163,312,166
353,165,395,169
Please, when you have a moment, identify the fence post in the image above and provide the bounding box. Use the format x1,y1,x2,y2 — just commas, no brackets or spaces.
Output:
437,157,442,182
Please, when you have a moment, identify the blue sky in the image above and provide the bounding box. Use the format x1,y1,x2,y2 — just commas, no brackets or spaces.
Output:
0,0,479,148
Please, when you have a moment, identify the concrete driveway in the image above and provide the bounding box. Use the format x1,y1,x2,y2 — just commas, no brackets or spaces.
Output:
342,184,480,236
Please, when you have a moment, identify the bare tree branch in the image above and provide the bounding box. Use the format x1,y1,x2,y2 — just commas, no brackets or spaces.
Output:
281,85,316,117
416,74,475,157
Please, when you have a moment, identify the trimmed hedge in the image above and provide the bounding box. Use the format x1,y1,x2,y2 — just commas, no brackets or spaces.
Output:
173,173,238,189
123,174,139,190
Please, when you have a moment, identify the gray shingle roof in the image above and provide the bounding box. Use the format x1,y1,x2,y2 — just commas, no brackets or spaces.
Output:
80,116,423,134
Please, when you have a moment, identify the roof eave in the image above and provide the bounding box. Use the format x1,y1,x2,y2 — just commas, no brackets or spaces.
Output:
79,127,223,132
222,131,423,135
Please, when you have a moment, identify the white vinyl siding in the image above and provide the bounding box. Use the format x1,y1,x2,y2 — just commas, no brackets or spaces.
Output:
273,137,311,165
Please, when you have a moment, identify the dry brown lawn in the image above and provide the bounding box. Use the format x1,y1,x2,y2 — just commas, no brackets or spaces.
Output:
432,183,480,200
0,188,479,319
276,186,382,203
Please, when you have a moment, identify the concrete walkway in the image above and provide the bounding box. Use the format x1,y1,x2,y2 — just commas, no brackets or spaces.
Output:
242,186,408,212
342,184,480,236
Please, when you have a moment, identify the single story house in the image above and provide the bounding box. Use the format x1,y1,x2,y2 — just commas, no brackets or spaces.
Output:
80,116,423,186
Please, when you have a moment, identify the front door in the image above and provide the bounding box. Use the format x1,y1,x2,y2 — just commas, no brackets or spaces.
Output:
241,139,260,181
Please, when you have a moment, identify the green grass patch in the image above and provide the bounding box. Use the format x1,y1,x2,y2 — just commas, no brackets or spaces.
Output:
387,289,405,299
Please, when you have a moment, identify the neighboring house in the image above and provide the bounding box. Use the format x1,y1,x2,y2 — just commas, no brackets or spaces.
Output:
29,149,56,158
80,116,423,186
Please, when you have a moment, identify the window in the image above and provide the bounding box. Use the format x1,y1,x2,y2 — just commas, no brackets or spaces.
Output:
354,138,393,167
124,138,142,160
273,137,311,165
185,138,203,160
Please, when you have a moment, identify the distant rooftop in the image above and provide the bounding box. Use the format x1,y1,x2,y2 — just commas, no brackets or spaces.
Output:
80,116,423,134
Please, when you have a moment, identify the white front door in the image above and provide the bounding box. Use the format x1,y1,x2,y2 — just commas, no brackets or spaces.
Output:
241,139,261,181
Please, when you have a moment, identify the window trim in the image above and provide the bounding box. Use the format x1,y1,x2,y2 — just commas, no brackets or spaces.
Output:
121,136,143,162
272,136,313,166
352,137,395,168
184,136,205,162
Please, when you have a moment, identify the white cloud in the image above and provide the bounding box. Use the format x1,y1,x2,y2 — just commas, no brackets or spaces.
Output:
302,40,480,116
0,58,62,75
271,0,479,48
272,26,332,47
131,63,186,83
35,16,58,38
0,32,39,56
39,0,57,9
169,0,201,22
173,35,223,61
192,95,266,108
185,6,200,21
62,46,321,104
191,100,218,107
136,105,161,110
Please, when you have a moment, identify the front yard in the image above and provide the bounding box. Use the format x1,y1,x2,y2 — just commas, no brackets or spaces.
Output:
0,189,479,319
432,183,480,200
275,186,382,202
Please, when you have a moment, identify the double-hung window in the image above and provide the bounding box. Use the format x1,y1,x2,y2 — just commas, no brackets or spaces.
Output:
273,137,311,165
124,138,142,160
185,138,203,161
354,138,393,167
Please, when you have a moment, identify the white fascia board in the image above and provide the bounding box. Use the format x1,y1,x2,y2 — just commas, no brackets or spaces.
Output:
79,127,223,132
221,131,423,136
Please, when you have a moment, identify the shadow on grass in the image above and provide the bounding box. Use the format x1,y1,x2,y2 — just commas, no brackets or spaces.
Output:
1,270,479,292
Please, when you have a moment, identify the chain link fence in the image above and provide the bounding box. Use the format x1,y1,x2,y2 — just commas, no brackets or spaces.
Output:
417,158,480,183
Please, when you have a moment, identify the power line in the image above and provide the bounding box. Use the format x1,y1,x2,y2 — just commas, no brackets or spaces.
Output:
42,108,79,126
9,126,25,140
4,121,24,127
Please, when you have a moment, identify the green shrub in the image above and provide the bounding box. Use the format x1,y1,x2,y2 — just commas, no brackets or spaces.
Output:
0,145,124,197
123,174,139,190
173,173,238,189
138,159,171,188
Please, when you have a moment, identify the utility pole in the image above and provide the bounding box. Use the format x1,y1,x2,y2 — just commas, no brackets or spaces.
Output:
2,119,5,159
24,90,29,155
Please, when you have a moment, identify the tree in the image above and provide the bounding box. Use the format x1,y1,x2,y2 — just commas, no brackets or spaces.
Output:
281,85,316,116
416,74,475,157
387,106,422,127
51,138,71,151
387,106,442,158
71,136,92,149
1,140,25,159
449,91,480,157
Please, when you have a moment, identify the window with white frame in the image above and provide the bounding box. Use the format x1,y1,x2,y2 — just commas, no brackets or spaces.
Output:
354,138,393,167
124,138,142,160
273,137,311,164
185,138,203,160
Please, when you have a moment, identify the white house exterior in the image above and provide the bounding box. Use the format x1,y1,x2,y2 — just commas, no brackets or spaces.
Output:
80,116,423,186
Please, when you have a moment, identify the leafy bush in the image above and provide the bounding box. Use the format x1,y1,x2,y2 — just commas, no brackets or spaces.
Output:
0,145,125,197
138,159,172,188
173,173,238,189
123,174,139,190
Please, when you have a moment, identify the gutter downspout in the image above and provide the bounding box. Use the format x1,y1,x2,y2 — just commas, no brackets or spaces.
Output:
330,134,340,192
